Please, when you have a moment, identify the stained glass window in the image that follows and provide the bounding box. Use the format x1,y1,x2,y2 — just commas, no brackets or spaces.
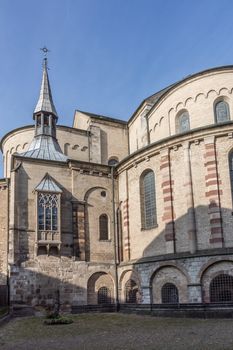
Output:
99,214,109,240
38,193,59,231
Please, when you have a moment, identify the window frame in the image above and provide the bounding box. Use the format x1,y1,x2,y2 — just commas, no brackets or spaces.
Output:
176,110,190,134
140,169,157,230
99,213,109,241
214,99,230,124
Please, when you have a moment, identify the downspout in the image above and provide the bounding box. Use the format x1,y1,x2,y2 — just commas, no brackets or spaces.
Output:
111,166,119,311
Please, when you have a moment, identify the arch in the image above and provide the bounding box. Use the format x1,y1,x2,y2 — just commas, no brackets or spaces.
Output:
37,245,47,255
99,214,109,240
87,272,114,305
184,97,193,106
72,144,79,150
200,260,233,303
194,92,205,102
206,89,218,98
159,116,164,126
140,169,157,229
161,283,179,304
49,246,59,256
125,280,139,303
214,97,230,123
209,274,233,303
153,123,158,131
176,109,190,133
84,186,107,202
150,265,188,304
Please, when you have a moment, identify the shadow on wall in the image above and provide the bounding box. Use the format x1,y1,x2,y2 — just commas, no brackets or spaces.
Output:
118,205,233,306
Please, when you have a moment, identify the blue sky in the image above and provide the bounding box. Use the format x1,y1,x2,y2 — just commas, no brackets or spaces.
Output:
1,0,233,175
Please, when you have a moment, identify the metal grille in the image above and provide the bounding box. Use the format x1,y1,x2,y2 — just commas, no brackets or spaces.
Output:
215,101,230,123
97,287,111,304
99,214,109,240
178,111,190,133
161,283,179,304
141,170,156,229
125,280,138,303
210,274,233,303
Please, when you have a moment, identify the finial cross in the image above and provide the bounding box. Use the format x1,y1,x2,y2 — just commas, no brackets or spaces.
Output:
40,46,50,58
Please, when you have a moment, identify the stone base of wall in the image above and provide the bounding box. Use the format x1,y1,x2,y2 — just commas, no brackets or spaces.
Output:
119,303,233,318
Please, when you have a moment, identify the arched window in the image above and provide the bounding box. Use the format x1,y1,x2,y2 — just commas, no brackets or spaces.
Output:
229,151,233,203
98,286,111,304
38,193,59,231
176,111,190,133
125,280,139,303
99,214,109,240
210,274,233,303
215,100,230,123
161,283,179,304
140,170,157,229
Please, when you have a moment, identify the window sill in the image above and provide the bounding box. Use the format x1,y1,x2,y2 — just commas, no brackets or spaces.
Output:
99,239,112,242
141,224,158,231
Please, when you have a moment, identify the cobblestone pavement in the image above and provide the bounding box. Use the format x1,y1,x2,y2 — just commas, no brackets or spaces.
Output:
0,313,233,350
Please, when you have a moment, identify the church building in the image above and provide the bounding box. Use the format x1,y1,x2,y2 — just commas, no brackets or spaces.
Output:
1,60,233,312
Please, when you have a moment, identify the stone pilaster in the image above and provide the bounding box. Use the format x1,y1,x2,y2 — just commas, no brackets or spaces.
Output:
123,198,130,261
160,149,176,254
72,203,86,260
204,137,223,247
183,142,197,254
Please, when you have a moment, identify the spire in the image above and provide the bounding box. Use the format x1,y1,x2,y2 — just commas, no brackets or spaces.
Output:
19,54,67,163
34,58,58,118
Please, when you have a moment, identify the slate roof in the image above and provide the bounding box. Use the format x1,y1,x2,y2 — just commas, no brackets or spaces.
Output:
34,58,58,117
35,173,62,192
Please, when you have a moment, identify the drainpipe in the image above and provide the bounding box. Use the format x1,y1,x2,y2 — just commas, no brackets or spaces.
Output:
111,166,119,311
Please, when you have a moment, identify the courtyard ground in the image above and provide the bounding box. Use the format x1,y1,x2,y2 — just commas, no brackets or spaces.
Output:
0,313,233,350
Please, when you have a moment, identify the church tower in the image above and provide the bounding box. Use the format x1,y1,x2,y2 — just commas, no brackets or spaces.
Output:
20,58,67,162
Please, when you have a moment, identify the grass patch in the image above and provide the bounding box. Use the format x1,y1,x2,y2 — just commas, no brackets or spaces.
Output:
0,307,8,318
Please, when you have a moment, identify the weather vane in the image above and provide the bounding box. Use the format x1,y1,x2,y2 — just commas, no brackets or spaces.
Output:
40,46,50,58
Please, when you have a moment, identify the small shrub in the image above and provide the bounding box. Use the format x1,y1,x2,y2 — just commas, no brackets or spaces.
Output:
44,316,73,325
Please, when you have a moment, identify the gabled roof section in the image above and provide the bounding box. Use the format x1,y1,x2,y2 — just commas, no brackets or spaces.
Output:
35,173,62,193
34,58,58,117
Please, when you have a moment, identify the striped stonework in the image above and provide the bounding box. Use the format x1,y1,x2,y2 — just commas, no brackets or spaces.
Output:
204,137,223,247
123,198,130,260
160,149,176,254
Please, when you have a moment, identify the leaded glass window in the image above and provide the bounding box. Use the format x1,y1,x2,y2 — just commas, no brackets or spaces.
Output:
177,111,190,133
210,274,233,303
215,101,230,123
38,193,59,231
140,170,157,229
161,283,179,304
99,214,109,240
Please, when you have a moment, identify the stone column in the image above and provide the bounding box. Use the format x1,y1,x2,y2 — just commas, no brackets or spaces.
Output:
204,137,223,247
160,148,176,254
123,170,130,261
183,142,197,254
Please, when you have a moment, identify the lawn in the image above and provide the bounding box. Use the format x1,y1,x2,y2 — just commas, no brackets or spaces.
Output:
0,313,233,350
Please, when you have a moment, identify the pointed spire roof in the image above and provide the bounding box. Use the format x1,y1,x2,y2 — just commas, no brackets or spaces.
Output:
34,58,58,117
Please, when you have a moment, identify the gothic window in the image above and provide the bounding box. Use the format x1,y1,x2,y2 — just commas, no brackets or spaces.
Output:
176,111,190,133
38,193,59,232
125,280,139,303
97,286,111,304
99,214,109,240
210,274,233,303
161,283,179,304
140,170,157,229
215,100,230,123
